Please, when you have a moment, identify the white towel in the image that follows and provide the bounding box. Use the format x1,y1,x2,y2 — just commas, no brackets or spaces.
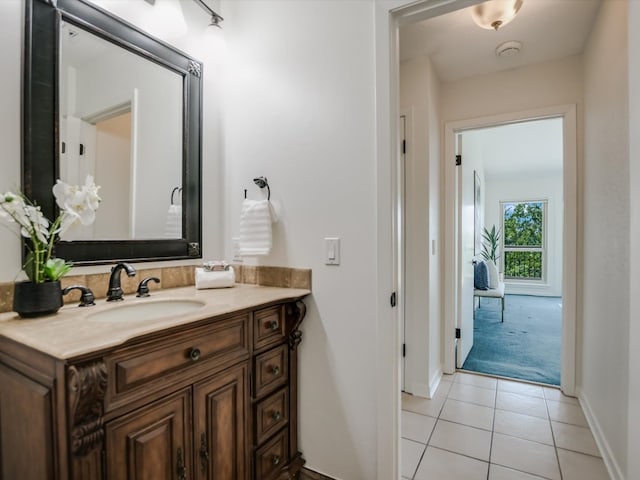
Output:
195,267,235,289
164,204,182,238
238,199,273,256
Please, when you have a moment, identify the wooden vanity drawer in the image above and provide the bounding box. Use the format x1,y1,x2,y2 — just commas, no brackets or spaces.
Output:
253,305,285,351
254,428,289,479
106,314,249,408
254,344,288,398
255,388,289,445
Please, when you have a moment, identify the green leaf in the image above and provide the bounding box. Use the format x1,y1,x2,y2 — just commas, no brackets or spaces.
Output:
44,258,73,281
23,251,37,282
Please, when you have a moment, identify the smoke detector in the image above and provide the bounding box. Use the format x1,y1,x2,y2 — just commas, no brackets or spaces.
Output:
495,40,523,57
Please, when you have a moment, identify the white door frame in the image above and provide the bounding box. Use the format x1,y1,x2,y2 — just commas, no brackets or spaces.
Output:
443,105,578,396
374,1,485,478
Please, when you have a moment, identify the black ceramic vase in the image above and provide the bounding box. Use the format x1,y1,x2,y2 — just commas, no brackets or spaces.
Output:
13,280,63,318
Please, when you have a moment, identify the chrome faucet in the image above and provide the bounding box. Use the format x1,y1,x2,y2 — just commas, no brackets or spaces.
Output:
106,262,137,301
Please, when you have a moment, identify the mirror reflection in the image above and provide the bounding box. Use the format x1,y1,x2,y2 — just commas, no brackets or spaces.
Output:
59,21,183,240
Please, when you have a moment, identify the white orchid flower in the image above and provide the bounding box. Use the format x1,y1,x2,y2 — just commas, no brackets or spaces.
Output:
1,175,101,283
53,175,101,227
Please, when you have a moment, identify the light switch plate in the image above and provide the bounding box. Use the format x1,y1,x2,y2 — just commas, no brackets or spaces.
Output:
325,237,340,265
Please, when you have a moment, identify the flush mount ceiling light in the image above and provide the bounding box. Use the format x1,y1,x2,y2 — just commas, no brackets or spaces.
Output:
471,0,524,31
495,40,523,57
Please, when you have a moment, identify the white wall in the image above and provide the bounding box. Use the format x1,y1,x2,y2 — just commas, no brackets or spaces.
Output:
221,1,378,478
93,114,132,239
400,56,442,397
627,3,640,479
441,55,584,124
581,1,630,477
485,173,563,296
426,58,442,389
0,0,24,281
0,0,225,280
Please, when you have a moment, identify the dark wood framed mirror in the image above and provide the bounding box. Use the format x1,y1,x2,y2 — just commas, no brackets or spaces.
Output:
24,0,202,265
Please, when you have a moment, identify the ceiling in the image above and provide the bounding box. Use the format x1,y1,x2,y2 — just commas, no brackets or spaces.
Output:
400,0,601,83
465,117,563,179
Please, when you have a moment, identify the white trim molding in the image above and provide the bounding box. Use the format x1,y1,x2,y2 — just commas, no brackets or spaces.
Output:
443,104,578,396
577,388,625,480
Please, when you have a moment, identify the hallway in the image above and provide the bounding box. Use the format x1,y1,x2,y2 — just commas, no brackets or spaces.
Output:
402,372,609,479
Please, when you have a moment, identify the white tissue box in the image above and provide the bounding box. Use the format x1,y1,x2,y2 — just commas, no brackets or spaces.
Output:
195,266,235,289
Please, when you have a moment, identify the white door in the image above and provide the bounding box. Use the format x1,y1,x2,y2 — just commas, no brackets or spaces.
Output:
399,114,407,390
457,133,475,367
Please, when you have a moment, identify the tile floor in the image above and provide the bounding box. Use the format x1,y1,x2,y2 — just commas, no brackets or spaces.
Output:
402,372,610,480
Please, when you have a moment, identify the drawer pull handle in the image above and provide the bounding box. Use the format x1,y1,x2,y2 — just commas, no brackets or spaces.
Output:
190,348,201,361
200,433,209,474
268,320,279,332
272,455,281,466
272,411,281,421
177,447,187,480
271,365,280,376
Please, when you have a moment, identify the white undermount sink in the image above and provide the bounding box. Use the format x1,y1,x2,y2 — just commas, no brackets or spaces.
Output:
87,299,206,322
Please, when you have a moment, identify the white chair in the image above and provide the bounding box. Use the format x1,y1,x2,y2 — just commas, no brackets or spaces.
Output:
474,274,505,322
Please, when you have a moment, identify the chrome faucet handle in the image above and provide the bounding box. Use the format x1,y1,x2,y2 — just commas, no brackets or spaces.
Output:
62,285,96,307
136,277,160,297
107,262,137,301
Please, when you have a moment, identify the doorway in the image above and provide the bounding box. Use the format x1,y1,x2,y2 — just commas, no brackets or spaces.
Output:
455,117,565,386
444,105,577,394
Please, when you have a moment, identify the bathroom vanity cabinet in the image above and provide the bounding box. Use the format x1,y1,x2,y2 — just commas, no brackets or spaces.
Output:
0,288,308,480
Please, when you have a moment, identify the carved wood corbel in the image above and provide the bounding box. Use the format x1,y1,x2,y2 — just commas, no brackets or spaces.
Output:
286,300,307,350
67,361,108,455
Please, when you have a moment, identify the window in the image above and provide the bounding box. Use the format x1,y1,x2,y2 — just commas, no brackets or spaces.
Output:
501,201,546,281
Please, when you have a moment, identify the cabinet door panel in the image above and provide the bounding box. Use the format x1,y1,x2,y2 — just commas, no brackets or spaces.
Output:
0,365,54,480
105,388,191,480
194,363,248,480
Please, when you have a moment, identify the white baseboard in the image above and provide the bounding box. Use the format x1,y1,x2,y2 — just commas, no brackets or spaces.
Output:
429,370,443,398
576,387,625,480
411,382,430,398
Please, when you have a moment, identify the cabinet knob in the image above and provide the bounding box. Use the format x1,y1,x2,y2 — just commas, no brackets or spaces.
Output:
272,455,281,466
268,320,279,332
190,348,201,361
271,411,281,421
271,365,280,376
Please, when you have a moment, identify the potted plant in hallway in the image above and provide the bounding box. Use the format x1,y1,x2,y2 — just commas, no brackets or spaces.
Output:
0,176,101,317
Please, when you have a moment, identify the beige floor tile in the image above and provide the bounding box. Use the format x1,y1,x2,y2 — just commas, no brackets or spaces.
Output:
493,409,554,445
496,391,548,419
429,420,492,461
434,378,453,398
498,379,545,398
552,421,600,456
401,410,436,444
491,433,561,480
543,387,579,405
455,371,498,390
489,464,548,479
557,448,610,480
440,399,494,431
448,382,496,408
414,446,489,480
401,438,425,479
546,400,588,427
402,392,446,418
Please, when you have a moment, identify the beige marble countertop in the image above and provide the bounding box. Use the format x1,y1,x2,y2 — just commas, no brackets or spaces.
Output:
0,284,310,360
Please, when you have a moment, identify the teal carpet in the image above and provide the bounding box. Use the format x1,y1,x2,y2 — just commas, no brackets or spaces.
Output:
462,294,562,385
